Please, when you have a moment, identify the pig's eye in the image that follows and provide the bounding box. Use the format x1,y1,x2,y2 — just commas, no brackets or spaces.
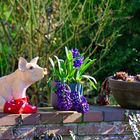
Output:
29,66,34,70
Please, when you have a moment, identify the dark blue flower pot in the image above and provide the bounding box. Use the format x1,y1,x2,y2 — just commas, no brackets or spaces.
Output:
69,83,83,96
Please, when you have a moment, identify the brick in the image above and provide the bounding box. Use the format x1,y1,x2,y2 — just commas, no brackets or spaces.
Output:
78,123,100,135
40,112,63,124
90,105,125,121
103,111,124,121
40,111,78,124
100,122,132,135
0,114,20,126
77,122,132,136
100,123,116,135
21,113,40,125
48,125,77,135
84,111,103,122
63,113,82,123
11,127,35,139
0,127,13,139
34,125,77,136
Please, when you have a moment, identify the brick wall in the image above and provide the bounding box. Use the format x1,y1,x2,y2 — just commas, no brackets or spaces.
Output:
0,106,139,140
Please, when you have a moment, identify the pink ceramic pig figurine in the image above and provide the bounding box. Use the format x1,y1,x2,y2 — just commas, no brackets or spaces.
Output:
0,57,47,114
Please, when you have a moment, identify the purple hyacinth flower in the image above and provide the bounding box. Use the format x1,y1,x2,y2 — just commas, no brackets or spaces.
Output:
71,48,80,58
56,82,65,90
71,48,84,68
55,82,73,111
57,96,73,111
73,56,84,68
80,102,89,113
71,91,89,113
81,96,87,103
74,99,89,113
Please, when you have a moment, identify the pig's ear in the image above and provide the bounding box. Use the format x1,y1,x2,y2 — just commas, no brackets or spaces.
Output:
18,57,27,71
30,56,39,64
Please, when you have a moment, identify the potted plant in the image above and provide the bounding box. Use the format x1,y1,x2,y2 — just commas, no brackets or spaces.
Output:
109,72,140,109
98,72,140,109
49,47,97,113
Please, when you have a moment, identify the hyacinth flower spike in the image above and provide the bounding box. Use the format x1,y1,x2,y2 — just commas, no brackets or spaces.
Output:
71,91,89,113
55,82,73,111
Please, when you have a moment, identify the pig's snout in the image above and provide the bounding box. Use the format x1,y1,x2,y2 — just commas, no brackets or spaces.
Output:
43,68,47,75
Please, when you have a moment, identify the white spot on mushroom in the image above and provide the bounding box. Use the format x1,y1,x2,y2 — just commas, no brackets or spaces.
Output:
8,108,11,110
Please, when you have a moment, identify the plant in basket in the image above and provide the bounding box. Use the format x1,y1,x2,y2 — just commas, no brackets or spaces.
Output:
49,47,97,113
98,71,140,109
